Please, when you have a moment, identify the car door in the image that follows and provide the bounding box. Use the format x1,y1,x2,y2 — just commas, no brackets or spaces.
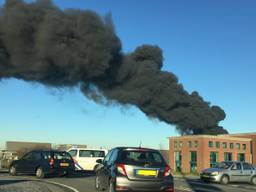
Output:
16,152,33,173
230,162,243,182
101,149,119,189
78,150,92,170
97,149,114,189
242,162,254,182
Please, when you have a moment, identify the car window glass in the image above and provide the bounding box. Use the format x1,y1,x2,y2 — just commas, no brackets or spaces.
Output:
108,149,118,164
32,152,41,160
93,151,105,157
54,152,72,160
243,163,252,170
236,163,242,170
42,151,51,160
68,150,77,157
22,152,33,160
103,150,113,163
79,150,92,157
119,150,165,166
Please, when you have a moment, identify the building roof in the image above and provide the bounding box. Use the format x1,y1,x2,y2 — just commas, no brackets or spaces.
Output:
221,132,256,136
168,134,252,141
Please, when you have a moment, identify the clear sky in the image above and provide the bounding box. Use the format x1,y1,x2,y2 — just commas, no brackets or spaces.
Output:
0,0,256,150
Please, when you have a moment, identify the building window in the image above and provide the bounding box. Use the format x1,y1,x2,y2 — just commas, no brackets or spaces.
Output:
222,142,227,149
194,141,199,148
242,144,246,150
188,141,192,148
237,153,245,162
224,152,232,161
190,151,197,173
179,142,183,148
210,152,219,167
230,143,234,149
175,151,182,172
174,141,178,148
236,143,241,150
208,141,214,148
216,142,220,148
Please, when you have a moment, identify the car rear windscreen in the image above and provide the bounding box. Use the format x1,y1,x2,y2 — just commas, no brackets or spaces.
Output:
119,150,166,166
53,152,72,160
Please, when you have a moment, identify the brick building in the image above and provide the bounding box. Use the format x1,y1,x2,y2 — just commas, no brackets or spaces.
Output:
169,133,256,174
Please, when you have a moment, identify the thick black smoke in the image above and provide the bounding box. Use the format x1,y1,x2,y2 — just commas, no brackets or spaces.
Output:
0,0,228,135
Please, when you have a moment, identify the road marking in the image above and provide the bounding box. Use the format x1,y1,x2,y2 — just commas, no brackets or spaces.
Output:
41,180,80,192
2,174,80,192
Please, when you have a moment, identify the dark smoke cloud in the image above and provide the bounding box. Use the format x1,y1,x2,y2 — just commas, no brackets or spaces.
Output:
0,0,228,135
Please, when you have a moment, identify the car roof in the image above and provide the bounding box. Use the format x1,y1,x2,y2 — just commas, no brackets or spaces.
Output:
68,148,108,151
31,149,66,153
113,147,158,152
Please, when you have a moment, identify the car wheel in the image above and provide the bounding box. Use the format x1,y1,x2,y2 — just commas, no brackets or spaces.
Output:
36,167,45,179
221,175,229,185
108,180,116,192
9,165,17,176
251,176,256,185
95,174,102,191
93,164,99,172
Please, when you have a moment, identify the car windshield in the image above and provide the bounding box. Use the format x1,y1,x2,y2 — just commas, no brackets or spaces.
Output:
119,150,166,166
214,162,233,169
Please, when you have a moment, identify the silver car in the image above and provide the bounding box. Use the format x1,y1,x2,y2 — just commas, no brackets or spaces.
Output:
200,161,256,185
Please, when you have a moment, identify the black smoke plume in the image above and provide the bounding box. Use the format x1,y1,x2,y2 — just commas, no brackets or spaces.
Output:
0,0,228,135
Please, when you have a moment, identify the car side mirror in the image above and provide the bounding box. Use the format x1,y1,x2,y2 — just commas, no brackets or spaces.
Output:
96,159,103,164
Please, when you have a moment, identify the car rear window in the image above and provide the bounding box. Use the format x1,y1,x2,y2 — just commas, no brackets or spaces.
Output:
68,150,77,157
119,150,165,166
53,152,72,160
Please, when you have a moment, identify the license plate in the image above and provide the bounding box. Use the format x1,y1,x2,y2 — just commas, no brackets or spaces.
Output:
136,170,157,176
60,163,69,167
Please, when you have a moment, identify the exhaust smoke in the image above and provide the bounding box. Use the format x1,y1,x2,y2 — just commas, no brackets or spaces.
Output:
0,0,228,135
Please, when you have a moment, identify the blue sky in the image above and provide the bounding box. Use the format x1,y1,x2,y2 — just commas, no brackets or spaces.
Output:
0,0,256,149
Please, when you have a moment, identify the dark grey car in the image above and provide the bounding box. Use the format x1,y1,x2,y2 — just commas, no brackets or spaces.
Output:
9,150,75,178
95,147,174,192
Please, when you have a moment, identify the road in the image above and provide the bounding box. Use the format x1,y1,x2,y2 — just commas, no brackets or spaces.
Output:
1,171,256,192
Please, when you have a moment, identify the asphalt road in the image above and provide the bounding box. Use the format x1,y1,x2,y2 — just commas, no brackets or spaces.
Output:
1,171,256,192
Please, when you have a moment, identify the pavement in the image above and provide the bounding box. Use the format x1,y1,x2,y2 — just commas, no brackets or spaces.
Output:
1,171,256,192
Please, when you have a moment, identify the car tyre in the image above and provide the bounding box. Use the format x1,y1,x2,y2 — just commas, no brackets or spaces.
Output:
94,164,99,172
95,174,102,191
251,176,256,185
220,175,229,185
9,165,17,176
36,167,45,179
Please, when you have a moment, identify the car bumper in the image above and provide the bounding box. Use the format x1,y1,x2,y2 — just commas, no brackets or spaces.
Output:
200,174,222,183
45,167,74,176
116,176,174,191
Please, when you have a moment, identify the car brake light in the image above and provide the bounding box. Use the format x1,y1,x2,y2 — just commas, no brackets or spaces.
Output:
165,187,174,192
117,164,127,176
49,158,54,167
72,158,78,164
164,165,171,177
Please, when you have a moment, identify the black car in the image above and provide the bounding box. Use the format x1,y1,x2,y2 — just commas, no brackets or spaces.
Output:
9,150,75,178
95,147,174,192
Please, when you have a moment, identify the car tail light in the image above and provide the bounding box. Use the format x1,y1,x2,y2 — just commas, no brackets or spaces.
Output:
72,157,78,164
164,165,172,177
116,186,129,191
117,164,127,176
49,158,54,167
165,187,174,192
